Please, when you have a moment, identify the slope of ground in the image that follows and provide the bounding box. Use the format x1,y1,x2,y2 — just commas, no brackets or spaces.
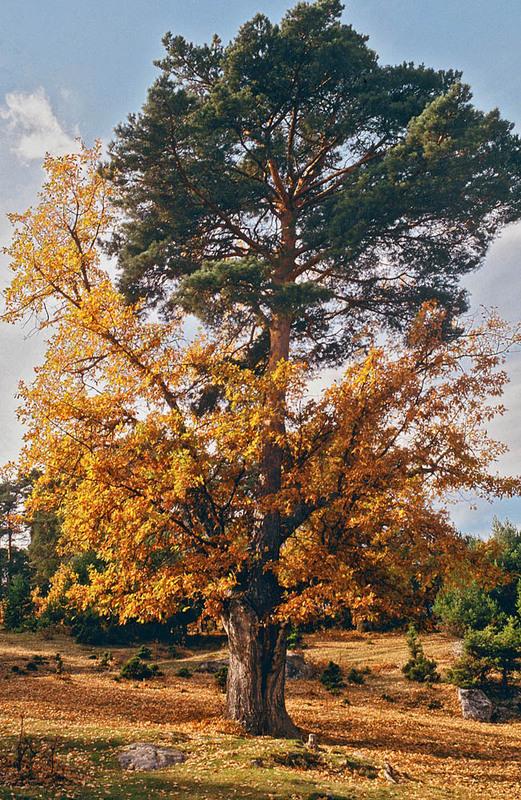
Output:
0,628,518,799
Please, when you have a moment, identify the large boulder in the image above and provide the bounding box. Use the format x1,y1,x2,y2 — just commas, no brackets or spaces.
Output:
458,688,494,722
117,743,186,771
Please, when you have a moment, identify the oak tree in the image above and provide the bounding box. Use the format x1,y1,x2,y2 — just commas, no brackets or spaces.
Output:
4,147,520,734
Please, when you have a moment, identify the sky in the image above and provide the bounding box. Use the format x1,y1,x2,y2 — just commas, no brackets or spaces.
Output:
0,0,520,536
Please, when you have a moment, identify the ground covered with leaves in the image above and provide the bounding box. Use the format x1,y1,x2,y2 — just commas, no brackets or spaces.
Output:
0,629,518,799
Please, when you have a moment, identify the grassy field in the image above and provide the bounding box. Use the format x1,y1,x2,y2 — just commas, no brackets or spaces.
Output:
0,628,518,800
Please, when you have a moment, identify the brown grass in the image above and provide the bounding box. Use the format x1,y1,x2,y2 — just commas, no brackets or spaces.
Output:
0,628,519,799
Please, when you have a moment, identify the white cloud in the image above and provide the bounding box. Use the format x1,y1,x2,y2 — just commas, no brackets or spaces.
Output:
0,87,79,161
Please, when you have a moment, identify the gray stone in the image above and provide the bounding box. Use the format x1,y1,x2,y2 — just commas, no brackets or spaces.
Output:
286,653,314,680
194,653,312,680
494,703,518,723
117,743,186,771
195,658,229,673
458,688,494,722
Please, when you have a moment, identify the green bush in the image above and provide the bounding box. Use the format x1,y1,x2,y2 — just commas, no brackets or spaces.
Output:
433,582,501,635
175,667,192,679
3,574,35,630
136,645,152,660
402,625,440,683
447,618,521,692
346,666,370,684
446,652,492,689
119,655,162,681
320,661,345,693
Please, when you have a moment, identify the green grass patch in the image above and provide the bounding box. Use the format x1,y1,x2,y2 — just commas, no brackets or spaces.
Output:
0,725,405,800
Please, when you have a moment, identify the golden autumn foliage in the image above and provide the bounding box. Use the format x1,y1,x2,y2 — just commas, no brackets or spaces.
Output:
3,146,520,627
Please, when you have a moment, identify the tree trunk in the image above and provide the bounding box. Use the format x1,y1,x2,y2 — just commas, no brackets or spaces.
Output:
223,310,299,736
223,596,299,737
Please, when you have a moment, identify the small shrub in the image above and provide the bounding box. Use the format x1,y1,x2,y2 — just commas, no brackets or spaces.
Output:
446,653,492,689
25,660,39,672
346,667,366,684
320,661,345,693
215,666,228,692
98,651,113,670
14,717,37,777
168,643,180,659
468,618,521,689
119,655,162,681
308,794,347,800
402,625,440,683
175,667,192,679
136,645,153,660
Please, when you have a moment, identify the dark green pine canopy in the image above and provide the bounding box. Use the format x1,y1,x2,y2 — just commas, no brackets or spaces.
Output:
108,0,521,366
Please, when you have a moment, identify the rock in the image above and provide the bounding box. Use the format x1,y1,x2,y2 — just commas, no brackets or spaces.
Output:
195,659,229,673
494,703,518,723
458,688,494,722
195,653,312,680
117,743,186,771
286,653,314,680
382,761,400,784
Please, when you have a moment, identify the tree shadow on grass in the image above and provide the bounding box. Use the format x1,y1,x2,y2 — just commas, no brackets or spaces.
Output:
0,733,398,800
312,717,521,768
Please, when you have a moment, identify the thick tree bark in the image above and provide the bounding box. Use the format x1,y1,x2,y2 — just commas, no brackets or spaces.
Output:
222,597,299,737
